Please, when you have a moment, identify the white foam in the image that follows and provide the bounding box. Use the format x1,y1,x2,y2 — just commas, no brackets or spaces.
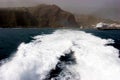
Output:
0,29,120,80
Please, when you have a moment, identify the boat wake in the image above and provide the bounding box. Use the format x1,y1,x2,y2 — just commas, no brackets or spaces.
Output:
0,30,120,80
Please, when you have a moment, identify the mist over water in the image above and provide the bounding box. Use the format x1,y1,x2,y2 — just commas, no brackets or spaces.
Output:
0,29,120,80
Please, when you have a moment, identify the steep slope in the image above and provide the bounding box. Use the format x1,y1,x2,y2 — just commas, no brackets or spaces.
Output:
0,8,38,28
0,4,79,28
75,14,120,28
29,4,79,28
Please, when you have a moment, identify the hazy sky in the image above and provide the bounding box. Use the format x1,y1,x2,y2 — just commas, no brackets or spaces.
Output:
0,0,119,10
0,0,119,8
0,0,119,19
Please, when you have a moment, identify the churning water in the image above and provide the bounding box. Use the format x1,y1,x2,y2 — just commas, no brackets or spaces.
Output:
0,29,120,80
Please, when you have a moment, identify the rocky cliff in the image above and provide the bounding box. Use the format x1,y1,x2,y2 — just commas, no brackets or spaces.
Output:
0,8,38,28
29,4,79,28
0,4,79,28
75,14,120,28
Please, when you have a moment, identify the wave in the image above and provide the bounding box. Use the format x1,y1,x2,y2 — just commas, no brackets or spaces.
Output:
0,29,120,80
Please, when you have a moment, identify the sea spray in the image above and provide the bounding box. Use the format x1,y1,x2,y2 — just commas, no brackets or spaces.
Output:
0,30,120,80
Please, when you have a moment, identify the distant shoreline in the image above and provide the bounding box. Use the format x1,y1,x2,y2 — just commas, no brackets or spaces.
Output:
0,27,120,31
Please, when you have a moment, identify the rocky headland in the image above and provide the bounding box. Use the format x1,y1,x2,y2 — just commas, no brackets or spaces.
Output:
75,14,120,29
0,4,79,28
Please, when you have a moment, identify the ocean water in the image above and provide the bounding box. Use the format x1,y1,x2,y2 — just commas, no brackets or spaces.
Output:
0,28,55,60
0,28,120,80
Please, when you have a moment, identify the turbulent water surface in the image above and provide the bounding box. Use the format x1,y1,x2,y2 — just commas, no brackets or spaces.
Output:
0,29,120,80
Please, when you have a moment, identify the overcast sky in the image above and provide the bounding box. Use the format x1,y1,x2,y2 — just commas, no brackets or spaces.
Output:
0,0,119,18
0,0,119,8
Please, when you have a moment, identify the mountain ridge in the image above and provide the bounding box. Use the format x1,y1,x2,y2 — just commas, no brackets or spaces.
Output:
75,14,120,28
0,4,79,28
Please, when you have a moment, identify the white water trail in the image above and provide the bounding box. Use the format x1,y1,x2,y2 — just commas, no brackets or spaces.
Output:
0,29,120,80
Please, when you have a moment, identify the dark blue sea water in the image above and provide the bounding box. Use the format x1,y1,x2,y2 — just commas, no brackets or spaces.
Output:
0,28,55,60
0,28,120,61
0,28,120,80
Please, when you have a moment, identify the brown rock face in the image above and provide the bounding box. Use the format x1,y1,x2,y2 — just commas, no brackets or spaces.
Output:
0,4,79,28
29,4,79,28
75,14,120,29
0,8,38,28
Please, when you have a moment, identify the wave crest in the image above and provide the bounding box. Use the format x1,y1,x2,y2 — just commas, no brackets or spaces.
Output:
0,30,120,80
